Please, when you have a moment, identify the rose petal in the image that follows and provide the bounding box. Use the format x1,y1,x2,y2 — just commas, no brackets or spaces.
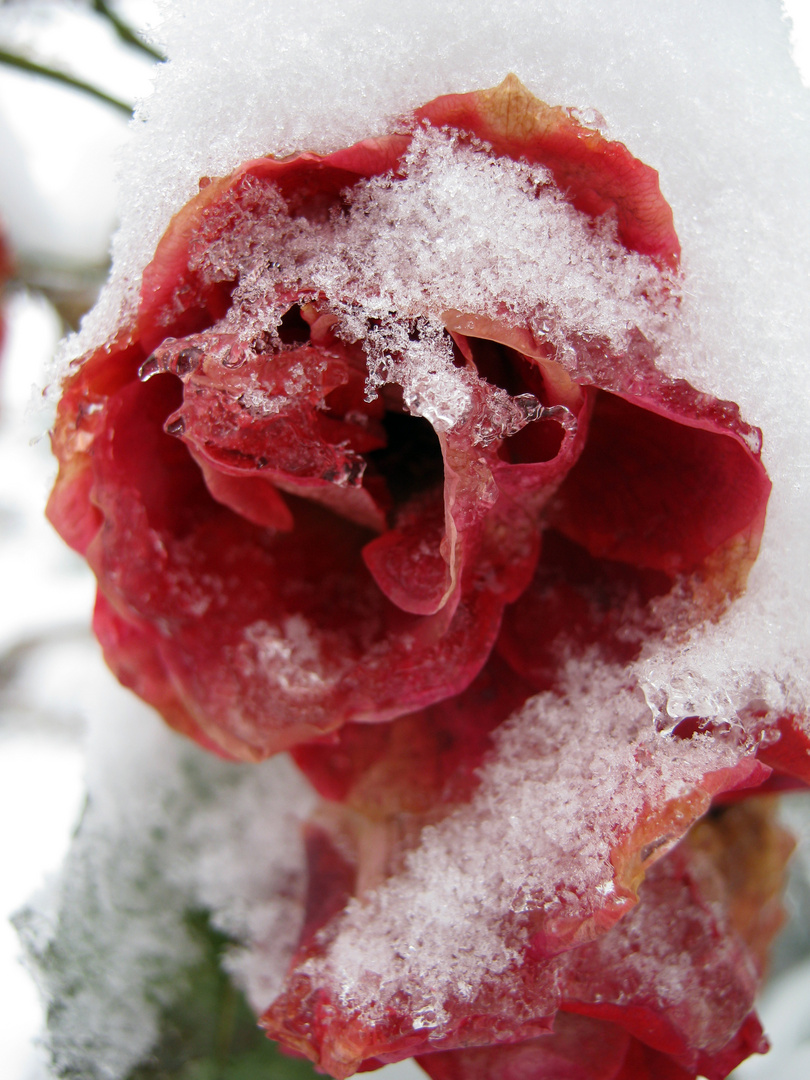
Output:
756,713,810,786
195,456,295,531
262,803,785,1079
417,75,680,268
292,654,534,816
416,1014,632,1080
92,590,234,759
138,138,411,353
549,391,770,577
362,488,454,615
71,367,508,757
496,530,672,691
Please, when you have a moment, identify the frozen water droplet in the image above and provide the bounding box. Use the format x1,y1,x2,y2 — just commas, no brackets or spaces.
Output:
513,393,544,424
173,347,203,378
138,354,163,381
222,346,246,369
539,403,578,435
165,414,186,437
412,1008,439,1030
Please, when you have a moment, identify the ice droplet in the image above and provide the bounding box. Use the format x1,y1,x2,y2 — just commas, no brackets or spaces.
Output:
514,395,580,432
222,345,248,368
541,403,578,435
138,354,164,381
174,347,203,378
164,413,186,437
472,394,578,447
139,338,204,382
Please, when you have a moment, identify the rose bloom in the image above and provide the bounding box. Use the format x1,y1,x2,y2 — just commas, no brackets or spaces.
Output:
49,77,808,1080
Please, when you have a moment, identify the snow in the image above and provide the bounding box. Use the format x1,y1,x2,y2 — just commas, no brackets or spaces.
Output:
15,678,315,1080
3,1,810,1078
313,672,745,1021
192,124,677,436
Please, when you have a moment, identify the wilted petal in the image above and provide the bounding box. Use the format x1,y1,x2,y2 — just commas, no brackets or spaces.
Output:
263,802,787,1079
417,75,680,267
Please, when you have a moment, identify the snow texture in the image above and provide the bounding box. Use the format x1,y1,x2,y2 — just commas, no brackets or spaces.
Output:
15,676,315,1080
38,0,810,1073
187,124,676,442
308,667,747,1020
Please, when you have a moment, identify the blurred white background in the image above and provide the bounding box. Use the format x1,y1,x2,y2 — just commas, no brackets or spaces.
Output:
0,2,808,1078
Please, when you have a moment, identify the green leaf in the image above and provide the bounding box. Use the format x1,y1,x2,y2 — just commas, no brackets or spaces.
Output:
129,911,320,1080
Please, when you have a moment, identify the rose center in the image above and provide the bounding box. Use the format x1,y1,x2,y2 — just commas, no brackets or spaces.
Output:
365,411,444,510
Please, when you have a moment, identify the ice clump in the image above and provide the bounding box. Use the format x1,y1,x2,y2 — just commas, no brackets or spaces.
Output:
192,125,676,435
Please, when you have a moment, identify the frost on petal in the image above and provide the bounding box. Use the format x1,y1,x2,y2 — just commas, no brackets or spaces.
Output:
47,80,777,787
137,138,410,353
261,675,780,1076
416,74,680,268
263,800,789,1079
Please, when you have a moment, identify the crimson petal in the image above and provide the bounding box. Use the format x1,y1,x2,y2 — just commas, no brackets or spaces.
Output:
549,391,770,577
263,802,786,1079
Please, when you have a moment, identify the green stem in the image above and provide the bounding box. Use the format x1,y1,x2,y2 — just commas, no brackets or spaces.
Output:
91,0,166,62
215,975,238,1071
0,47,133,115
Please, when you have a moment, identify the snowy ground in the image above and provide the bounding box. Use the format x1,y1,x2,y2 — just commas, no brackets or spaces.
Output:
1,2,810,1078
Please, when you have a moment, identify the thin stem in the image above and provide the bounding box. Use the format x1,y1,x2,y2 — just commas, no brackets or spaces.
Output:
0,47,133,115
91,0,165,62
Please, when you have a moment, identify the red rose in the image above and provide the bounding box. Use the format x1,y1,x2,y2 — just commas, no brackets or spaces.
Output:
48,76,803,1079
